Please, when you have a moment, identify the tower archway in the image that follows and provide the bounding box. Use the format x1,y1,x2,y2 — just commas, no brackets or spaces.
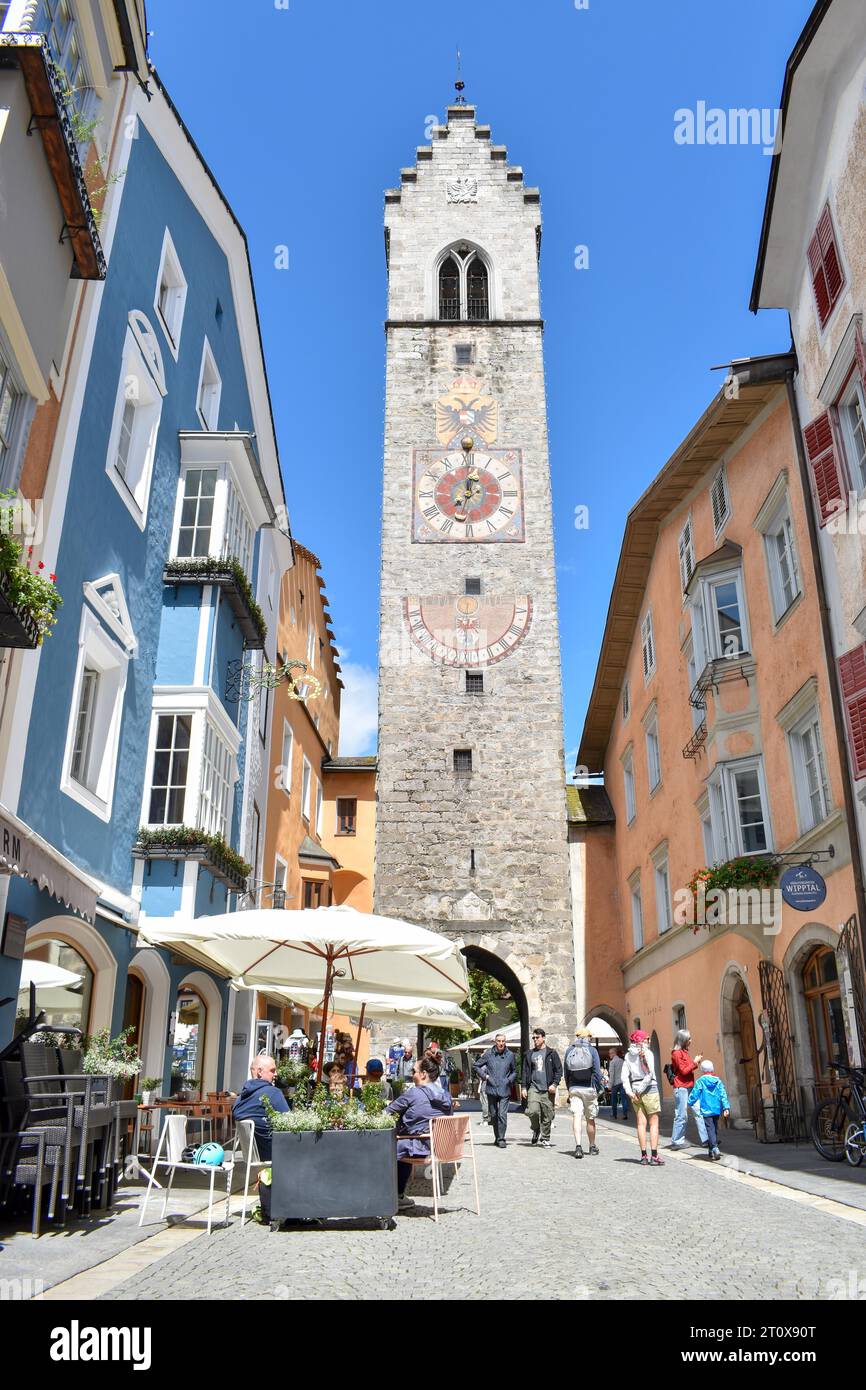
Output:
462,942,533,1059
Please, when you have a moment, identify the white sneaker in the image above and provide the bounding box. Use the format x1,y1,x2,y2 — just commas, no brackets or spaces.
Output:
669,1140,686,1149
398,1196,415,1211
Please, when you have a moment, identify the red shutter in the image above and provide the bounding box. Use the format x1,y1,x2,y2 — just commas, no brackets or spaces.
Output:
817,207,844,304
839,645,866,778
803,410,846,525
808,232,831,326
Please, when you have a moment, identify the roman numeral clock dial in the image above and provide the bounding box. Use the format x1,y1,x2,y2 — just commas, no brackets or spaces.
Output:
413,439,525,544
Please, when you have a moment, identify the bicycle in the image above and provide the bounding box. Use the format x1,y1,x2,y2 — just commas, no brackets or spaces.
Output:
810,1061,866,1164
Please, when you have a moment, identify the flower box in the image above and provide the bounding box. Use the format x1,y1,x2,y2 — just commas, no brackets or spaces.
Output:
269,1129,398,1226
133,830,250,894
163,558,266,649
0,569,41,649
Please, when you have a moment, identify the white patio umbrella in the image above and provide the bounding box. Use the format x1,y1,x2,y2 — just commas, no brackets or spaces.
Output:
138,904,469,1074
18,959,82,992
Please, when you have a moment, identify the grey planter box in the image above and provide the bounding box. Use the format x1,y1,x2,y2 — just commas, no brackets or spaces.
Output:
270,1129,397,1224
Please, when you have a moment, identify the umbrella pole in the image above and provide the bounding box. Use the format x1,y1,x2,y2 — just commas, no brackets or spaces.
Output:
353,1004,366,1084
316,952,335,1082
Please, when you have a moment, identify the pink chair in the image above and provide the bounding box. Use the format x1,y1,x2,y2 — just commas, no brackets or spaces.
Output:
403,1113,480,1223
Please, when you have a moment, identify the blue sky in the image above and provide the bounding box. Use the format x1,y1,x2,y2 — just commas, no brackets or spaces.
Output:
148,0,809,762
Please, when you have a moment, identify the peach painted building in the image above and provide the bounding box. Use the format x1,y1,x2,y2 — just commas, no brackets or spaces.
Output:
252,543,376,1067
578,356,860,1133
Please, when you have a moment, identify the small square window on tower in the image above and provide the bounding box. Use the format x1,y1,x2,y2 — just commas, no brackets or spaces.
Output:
454,342,474,366
453,748,473,775
466,671,484,695
465,576,482,595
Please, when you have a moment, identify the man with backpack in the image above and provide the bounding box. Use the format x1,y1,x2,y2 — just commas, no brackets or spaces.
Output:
520,1027,563,1147
564,1026,604,1157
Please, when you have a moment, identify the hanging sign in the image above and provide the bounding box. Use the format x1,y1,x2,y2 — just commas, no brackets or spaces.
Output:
779,865,827,912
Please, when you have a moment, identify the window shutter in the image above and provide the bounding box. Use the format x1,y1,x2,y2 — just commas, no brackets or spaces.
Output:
839,645,866,778
809,206,845,328
710,470,729,533
803,411,846,526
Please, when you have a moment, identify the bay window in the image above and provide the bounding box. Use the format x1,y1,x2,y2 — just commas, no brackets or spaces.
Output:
706,758,772,859
689,565,750,668
172,462,255,578
144,695,240,835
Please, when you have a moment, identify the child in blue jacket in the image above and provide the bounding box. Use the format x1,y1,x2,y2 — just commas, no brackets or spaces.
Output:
688,1059,730,1161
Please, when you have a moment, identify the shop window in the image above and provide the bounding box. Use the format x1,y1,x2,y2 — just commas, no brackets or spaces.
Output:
172,988,206,1093
303,879,329,909
21,940,92,1033
802,947,846,1080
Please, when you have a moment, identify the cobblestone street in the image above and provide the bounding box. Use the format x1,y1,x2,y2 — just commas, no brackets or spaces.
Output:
83,1113,866,1302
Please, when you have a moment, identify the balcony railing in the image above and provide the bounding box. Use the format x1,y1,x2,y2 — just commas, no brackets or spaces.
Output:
682,719,708,760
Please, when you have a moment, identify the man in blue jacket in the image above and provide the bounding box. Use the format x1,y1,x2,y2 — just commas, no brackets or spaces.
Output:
474,1033,517,1147
232,1055,289,1159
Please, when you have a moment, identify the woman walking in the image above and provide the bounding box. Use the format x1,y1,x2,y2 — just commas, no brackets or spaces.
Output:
669,1029,707,1150
621,1030,664,1166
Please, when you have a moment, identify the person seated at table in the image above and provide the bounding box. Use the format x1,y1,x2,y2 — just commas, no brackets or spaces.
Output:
323,1062,348,1102
232,1054,289,1160
364,1057,393,1103
387,1056,452,1212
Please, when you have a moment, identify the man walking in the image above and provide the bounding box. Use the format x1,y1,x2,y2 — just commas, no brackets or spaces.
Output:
474,1032,517,1147
563,1026,603,1157
521,1027,563,1148
608,1046,629,1120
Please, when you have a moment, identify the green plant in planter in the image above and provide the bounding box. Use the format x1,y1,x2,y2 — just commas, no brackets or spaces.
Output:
359,1082,387,1116
164,555,267,644
140,1077,162,1094
135,826,252,883
687,856,779,932
276,1058,310,1089
263,1091,396,1135
82,1026,141,1079
0,492,62,642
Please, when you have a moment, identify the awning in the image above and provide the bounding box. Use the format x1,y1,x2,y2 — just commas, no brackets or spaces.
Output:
0,804,99,924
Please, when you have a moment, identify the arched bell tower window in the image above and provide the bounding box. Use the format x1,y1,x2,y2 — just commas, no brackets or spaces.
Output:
438,244,490,321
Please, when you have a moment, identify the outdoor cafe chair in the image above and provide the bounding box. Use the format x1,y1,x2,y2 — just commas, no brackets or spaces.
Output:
227,1119,268,1227
138,1113,232,1236
402,1113,480,1223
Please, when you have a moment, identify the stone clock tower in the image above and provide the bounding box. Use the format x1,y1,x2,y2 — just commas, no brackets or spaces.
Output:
375,103,575,1049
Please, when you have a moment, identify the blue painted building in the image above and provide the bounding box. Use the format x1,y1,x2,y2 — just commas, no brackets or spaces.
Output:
0,68,291,1096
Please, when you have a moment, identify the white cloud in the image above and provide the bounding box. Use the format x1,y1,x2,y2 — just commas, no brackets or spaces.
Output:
338,661,378,756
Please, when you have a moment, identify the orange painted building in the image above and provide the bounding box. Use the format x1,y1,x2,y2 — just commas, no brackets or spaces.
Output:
256,542,376,1063
578,357,860,1133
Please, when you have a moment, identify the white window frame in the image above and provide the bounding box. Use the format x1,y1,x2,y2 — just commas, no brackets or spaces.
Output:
643,704,661,793
628,870,643,953
273,854,288,894
199,719,235,840
641,608,655,683
652,842,672,935
104,326,163,528
315,780,323,838
838,373,866,493
196,338,222,431
141,690,241,833
171,460,255,577
621,680,630,723
690,566,750,666
306,622,316,669
697,792,716,866
60,606,132,821
789,707,832,835
710,466,731,536
279,720,294,795
755,474,802,624
678,514,695,594
301,756,312,823
153,228,188,359
621,744,636,825
706,757,773,860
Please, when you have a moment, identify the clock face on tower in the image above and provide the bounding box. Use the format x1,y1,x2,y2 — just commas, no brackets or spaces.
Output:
412,447,525,543
403,593,533,667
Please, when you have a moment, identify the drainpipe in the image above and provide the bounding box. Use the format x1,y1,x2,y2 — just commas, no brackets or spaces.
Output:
785,371,866,964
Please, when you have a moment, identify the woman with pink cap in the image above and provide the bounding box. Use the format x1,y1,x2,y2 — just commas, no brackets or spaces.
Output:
621,1030,664,1166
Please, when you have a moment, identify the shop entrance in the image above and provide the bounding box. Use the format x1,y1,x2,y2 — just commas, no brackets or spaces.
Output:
735,988,759,1120
802,946,847,1082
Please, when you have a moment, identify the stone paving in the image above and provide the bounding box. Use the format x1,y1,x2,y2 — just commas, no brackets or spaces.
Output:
95,1111,866,1302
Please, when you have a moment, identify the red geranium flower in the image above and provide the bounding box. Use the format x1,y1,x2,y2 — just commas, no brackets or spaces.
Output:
37,561,44,569
49,573,56,582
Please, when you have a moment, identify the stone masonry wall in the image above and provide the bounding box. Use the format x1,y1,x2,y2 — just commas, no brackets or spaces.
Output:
375,107,575,1048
